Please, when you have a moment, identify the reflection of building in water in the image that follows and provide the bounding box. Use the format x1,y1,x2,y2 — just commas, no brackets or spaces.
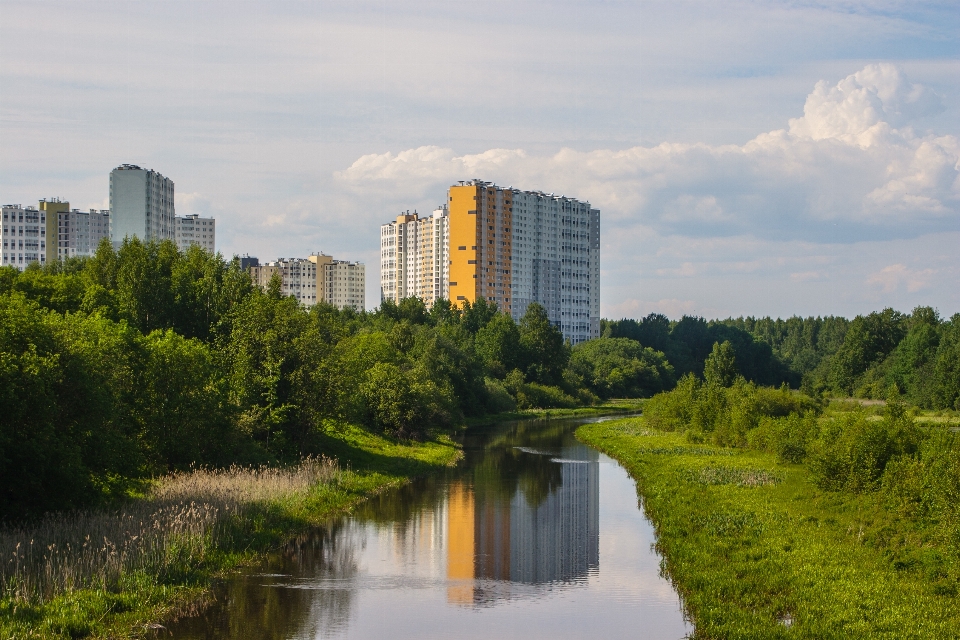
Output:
510,461,599,583
446,460,599,604
447,482,475,604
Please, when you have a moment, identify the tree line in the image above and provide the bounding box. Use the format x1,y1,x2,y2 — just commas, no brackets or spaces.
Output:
2,238,957,518
603,308,960,410
0,239,673,518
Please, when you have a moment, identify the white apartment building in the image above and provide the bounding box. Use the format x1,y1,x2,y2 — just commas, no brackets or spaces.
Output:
380,206,449,307
249,253,365,310
175,214,216,253
509,189,600,344
57,209,111,259
109,164,175,245
1,205,48,270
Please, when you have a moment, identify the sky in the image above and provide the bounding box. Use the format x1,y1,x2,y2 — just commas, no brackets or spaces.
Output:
1,0,958,319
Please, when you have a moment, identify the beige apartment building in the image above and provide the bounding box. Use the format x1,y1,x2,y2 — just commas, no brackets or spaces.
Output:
249,253,365,310
380,206,449,307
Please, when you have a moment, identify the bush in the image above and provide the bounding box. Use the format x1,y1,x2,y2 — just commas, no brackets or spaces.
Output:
808,410,921,493
359,363,453,439
644,375,820,447
747,413,820,463
484,378,517,413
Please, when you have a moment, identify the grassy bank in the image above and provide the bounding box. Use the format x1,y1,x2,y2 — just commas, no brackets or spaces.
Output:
465,398,644,426
0,424,461,640
577,417,960,639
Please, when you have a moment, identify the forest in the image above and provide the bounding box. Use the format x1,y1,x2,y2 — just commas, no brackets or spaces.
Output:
2,238,958,520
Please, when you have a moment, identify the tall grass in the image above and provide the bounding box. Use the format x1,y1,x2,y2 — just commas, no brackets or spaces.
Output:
0,457,339,604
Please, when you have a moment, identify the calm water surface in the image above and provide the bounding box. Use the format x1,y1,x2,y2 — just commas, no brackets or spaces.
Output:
165,416,691,639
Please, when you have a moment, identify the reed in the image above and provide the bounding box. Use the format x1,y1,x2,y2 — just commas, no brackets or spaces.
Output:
0,457,339,605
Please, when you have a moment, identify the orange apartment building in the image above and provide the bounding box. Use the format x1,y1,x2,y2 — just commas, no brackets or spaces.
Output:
380,180,599,344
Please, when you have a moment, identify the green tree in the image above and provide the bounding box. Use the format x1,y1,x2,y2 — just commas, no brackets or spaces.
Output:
704,340,738,387
829,309,906,394
475,312,522,377
570,337,675,398
518,303,568,385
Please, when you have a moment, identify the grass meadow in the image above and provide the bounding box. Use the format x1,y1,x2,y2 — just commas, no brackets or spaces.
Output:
578,416,960,639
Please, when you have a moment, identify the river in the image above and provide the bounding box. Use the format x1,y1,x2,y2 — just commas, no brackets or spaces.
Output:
163,415,691,639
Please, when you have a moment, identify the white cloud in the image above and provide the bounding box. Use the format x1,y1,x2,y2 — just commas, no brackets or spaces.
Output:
867,264,938,294
337,64,959,243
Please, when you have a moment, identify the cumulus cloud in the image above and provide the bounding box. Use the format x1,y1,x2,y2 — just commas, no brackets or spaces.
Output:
337,64,959,243
867,264,937,294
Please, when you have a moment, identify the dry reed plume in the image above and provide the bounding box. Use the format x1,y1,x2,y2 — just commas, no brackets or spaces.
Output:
1,457,339,604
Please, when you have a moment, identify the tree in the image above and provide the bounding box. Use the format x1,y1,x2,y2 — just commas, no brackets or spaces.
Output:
704,340,738,387
475,312,522,377
570,337,675,398
518,303,568,385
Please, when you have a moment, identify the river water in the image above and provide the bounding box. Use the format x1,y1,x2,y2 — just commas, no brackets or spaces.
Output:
164,416,691,639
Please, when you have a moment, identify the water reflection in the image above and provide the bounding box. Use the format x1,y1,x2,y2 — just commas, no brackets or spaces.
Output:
164,417,690,639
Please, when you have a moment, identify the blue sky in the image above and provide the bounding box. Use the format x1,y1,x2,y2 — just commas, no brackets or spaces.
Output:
1,0,958,318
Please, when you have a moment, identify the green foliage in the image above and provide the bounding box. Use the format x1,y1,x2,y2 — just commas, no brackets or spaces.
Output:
359,362,453,439
569,337,675,398
809,395,922,493
603,313,797,386
475,312,522,377
748,413,820,464
518,303,568,385
645,375,820,446
703,340,738,387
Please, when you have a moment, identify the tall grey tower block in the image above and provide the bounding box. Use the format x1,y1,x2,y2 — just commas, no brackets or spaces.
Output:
109,164,175,246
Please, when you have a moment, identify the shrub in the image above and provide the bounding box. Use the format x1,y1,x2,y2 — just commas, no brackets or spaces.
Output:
484,377,517,413
747,413,820,463
808,410,922,493
644,375,821,447
359,363,453,439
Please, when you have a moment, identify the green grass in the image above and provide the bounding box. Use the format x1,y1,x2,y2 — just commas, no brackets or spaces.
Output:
577,417,960,639
0,423,461,640
465,398,644,426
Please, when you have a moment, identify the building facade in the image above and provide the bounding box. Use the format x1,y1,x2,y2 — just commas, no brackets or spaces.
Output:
380,206,449,307
56,208,110,259
175,214,216,253
39,198,70,263
109,164,175,245
249,253,365,310
1,205,48,270
447,181,599,344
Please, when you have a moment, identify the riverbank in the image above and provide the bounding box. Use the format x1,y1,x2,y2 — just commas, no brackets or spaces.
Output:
0,424,461,640
465,398,644,427
577,417,960,639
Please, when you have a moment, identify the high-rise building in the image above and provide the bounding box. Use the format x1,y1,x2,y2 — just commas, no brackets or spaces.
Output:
56,208,110,259
249,253,365,310
379,183,599,344
38,198,70,263
175,214,216,253
109,164,175,245
380,206,449,307
1,205,48,270
323,257,366,311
